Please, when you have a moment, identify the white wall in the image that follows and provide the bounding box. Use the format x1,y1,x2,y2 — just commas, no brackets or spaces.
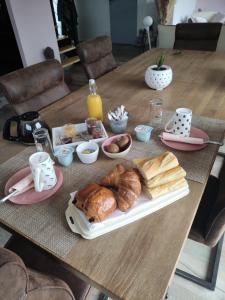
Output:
137,0,158,34
195,0,225,12
75,0,111,41
172,0,197,24
6,0,60,67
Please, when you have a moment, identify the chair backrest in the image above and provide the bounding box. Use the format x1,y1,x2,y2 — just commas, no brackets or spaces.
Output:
77,36,117,79
216,24,225,52
174,23,222,51
0,59,70,115
157,24,176,49
205,159,225,247
6,235,90,300
0,247,75,300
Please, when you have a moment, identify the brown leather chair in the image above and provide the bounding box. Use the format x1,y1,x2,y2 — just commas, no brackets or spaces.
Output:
0,247,75,300
2,235,91,300
174,23,222,51
176,156,225,290
0,59,70,115
77,36,117,79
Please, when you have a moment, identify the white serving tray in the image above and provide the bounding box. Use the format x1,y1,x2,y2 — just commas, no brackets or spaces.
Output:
52,122,108,151
65,185,189,239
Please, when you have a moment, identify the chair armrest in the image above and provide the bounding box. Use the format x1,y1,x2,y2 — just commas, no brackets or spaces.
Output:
27,269,75,300
0,247,28,299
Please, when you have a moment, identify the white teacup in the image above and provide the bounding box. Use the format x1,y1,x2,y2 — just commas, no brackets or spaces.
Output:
165,108,192,137
29,152,57,192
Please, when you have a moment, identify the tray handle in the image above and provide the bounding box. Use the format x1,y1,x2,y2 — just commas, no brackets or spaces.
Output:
65,206,81,235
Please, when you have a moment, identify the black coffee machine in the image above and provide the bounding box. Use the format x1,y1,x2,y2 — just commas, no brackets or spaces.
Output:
3,111,49,144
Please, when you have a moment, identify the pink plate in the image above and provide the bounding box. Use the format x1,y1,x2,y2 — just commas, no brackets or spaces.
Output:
161,127,209,151
4,167,63,204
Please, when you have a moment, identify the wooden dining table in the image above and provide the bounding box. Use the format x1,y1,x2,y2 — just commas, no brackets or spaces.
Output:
0,48,225,300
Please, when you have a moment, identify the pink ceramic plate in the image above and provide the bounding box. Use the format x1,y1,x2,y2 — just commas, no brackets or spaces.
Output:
4,167,63,204
161,127,209,151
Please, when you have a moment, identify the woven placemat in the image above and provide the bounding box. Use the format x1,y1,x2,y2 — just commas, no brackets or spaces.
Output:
0,147,79,258
0,114,224,258
0,147,140,258
126,112,225,184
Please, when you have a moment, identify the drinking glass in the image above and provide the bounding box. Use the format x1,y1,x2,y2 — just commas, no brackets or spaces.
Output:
149,98,163,127
32,128,54,159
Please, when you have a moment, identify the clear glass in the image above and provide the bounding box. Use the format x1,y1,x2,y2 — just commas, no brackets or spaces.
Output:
149,98,163,127
33,128,54,159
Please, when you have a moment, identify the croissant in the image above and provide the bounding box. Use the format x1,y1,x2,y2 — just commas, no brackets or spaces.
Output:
102,165,142,212
117,169,142,211
75,183,117,222
101,164,126,188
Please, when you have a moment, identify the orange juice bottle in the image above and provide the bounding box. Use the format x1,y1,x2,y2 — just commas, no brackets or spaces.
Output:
86,79,103,121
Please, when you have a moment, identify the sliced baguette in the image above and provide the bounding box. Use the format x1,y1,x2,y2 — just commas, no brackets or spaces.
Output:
144,177,188,199
145,166,186,188
133,151,179,181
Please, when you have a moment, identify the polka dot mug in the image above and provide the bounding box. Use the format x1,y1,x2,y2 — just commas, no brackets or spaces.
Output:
165,108,192,137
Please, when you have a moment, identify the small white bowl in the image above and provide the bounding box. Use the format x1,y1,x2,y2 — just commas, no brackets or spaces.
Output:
101,134,132,159
76,141,99,164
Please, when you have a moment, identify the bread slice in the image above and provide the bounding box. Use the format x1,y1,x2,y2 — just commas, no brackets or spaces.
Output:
144,166,186,188
144,177,188,199
133,151,179,181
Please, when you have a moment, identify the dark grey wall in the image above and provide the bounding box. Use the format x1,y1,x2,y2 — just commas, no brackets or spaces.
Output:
75,0,111,41
110,0,137,45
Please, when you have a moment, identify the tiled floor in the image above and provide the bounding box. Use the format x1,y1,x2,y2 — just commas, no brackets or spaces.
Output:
0,227,11,246
170,239,225,300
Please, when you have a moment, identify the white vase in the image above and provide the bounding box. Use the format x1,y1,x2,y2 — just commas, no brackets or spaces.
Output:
145,64,173,90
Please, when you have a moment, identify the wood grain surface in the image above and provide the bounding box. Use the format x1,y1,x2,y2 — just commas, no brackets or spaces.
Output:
0,49,225,300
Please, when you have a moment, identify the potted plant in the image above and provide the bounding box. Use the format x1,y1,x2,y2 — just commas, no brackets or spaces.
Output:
145,55,173,90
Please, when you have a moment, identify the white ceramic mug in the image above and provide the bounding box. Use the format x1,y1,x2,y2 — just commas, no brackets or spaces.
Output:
165,108,192,137
29,152,57,192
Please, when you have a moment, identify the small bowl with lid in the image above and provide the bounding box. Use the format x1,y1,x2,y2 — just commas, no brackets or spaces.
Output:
135,125,153,142
55,146,74,167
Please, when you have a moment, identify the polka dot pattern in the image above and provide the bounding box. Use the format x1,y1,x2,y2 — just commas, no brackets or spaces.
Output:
145,65,173,90
172,113,192,137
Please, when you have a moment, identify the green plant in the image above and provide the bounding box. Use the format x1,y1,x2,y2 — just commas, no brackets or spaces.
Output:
155,55,165,70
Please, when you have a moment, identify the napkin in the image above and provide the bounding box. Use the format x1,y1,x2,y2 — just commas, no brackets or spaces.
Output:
9,174,34,196
162,132,204,145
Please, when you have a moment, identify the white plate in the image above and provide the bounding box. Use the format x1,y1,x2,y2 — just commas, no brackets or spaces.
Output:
65,185,189,239
52,122,108,151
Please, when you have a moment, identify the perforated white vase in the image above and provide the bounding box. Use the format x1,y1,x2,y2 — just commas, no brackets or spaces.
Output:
145,65,173,90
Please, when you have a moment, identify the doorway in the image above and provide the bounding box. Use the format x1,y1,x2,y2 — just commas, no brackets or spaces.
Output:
109,0,137,45
0,0,22,75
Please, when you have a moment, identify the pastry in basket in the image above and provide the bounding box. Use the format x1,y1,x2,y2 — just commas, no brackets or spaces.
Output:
75,183,117,222
133,151,179,181
101,164,142,212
